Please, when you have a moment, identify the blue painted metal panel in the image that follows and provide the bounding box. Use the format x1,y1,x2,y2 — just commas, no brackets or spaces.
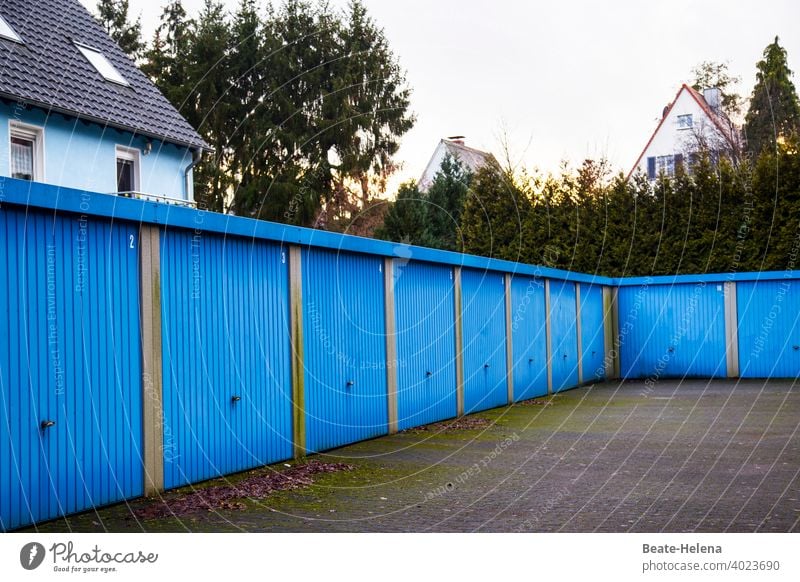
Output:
550,280,579,392
618,282,727,379
737,280,800,378
510,275,548,401
0,208,142,531
616,272,800,286
461,269,508,413
394,261,457,430
302,249,388,452
580,285,606,382
160,230,292,489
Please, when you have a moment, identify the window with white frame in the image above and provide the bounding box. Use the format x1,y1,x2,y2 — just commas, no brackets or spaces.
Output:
656,154,676,177
75,43,130,86
9,123,43,181
0,13,23,44
677,114,693,129
115,146,140,193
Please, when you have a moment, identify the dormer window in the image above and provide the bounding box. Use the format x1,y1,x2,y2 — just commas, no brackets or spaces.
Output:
0,13,23,44
75,42,129,86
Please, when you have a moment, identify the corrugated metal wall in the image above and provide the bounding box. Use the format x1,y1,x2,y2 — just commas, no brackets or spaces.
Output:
550,280,579,392
160,230,292,489
510,275,548,401
302,249,388,452
580,284,606,383
394,260,457,430
0,208,143,531
737,280,800,378
618,283,727,379
461,269,508,413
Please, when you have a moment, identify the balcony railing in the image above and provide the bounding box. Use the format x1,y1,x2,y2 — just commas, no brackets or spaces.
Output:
116,190,197,208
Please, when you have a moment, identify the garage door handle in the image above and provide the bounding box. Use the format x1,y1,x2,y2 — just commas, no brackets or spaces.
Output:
528,358,534,363
484,363,490,368
40,420,55,430
346,380,355,387
668,346,675,353
793,345,799,351
425,370,433,377
562,354,568,359
231,395,241,403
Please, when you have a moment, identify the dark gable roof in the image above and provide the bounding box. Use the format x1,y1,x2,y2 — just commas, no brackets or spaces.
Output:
0,0,209,151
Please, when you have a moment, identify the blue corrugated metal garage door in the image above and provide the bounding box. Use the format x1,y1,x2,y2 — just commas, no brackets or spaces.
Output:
737,280,800,378
160,230,292,489
394,261,457,430
618,283,727,379
510,275,548,401
461,269,508,413
580,284,606,382
550,280,579,392
303,249,388,452
0,209,143,531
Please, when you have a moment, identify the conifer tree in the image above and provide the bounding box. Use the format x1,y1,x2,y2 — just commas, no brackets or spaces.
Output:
744,37,800,155
376,182,432,247
95,0,143,58
461,163,531,262
425,154,471,251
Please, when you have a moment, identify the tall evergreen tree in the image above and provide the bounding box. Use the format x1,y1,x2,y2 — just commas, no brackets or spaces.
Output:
316,0,415,231
187,0,232,211
141,1,194,110
375,182,432,246
744,37,800,155
95,0,143,58
461,163,531,262
425,154,471,251
227,0,266,213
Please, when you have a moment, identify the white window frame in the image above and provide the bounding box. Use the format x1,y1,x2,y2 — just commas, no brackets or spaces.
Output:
677,114,693,130
115,145,141,193
9,121,45,182
75,42,130,87
656,154,675,177
0,13,23,44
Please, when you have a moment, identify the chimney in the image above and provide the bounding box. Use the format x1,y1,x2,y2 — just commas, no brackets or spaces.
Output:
703,87,721,111
447,135,465,146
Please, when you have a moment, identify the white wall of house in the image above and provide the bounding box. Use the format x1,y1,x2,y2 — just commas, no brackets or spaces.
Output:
0,101,195,202
633,88,729,179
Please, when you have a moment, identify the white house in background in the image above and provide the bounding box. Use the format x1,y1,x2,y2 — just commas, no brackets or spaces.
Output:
418,136,495,192
629,84,742,181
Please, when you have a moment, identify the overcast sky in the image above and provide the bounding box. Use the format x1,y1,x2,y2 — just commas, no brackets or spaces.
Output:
82,0,800,183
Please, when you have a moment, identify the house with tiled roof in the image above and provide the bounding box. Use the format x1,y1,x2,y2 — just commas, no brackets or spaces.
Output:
0,0,210,203
418,137,495,192
629,84,742,181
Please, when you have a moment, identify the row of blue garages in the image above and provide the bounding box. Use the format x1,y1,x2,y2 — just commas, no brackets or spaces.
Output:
618,280,800,379
0,209,605,529
160,229,606,489
2,204,799,530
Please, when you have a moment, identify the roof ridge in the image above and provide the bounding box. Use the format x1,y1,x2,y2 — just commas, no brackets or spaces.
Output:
443,139,493,158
